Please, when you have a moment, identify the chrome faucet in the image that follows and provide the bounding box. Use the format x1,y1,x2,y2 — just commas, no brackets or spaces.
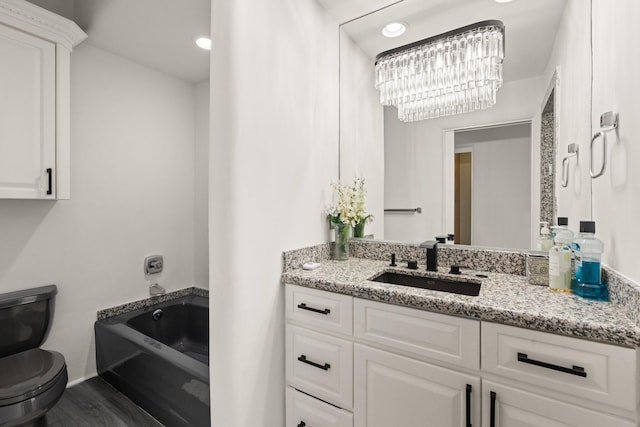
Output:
420,240,438,272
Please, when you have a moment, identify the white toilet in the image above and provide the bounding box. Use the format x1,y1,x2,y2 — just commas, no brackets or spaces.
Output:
0,285,68,426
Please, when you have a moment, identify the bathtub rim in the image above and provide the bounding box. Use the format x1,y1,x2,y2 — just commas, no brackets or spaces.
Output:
98,294,207,324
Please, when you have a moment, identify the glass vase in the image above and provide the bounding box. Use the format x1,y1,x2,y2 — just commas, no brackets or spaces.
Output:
353,221,365,238
332,222,349,260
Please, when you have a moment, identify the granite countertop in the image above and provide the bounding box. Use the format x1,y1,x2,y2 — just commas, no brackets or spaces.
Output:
97,286,209,320
281,258,640,348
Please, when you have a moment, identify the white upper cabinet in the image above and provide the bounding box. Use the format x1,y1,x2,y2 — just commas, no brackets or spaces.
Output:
0,0,86,199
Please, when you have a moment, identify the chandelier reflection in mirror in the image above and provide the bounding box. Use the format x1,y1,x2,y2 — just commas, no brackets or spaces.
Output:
375,20,505,122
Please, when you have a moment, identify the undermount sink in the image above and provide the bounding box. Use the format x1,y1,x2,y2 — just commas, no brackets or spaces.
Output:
371,272,481,297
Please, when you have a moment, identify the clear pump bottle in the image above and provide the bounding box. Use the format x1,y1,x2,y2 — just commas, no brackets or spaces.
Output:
549,220,573,293
536,221,553,252
552,217,572,242
571,221,607,300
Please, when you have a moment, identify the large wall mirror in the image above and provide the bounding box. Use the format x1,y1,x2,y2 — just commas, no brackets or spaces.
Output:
338,0,593,250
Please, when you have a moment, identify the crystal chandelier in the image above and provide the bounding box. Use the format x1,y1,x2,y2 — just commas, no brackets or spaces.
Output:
375,20,505,122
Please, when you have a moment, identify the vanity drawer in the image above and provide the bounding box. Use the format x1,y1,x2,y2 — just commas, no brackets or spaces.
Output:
286,386,353,427
286,324,353,409
286,284,353,336
354,298,480,369
482,322,638,412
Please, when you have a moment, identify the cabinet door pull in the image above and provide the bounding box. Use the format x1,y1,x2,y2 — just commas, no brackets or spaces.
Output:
297,422,306,427
46,168,52,195
297,354,330,371
465,384,472,427
517,352,587,377
297,303,331,315
490,391,496,427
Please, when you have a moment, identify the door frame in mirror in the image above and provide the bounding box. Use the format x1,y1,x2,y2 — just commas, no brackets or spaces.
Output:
443,119,535,248
539,67,560,230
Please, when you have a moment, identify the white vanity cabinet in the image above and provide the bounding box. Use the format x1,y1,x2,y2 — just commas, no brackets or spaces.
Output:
352,298,481,427
285,285,355,427
0,0,86,199
285,283,640,426
481,322,638,426
285,284,482,427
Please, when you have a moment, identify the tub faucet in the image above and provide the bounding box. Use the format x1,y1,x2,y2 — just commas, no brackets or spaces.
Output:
149,283,166,297
420,240,438,271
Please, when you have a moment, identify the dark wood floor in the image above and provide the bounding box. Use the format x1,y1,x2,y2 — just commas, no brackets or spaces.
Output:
38,376,163,427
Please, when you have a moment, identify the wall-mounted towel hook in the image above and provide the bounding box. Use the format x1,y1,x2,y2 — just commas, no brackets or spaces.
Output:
590,111,618,178
561,143,579,187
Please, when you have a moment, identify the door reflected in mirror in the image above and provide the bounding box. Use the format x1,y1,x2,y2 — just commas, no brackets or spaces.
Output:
451,122,532,249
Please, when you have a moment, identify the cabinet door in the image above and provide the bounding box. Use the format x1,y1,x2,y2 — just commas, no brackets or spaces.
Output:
0,24,56,199
482,380,635,427
354,344,480,427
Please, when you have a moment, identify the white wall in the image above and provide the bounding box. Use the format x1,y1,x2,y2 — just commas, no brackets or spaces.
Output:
25,0,74,20
194,80,209,286
541,0,592,233
209,0,339,425
0,43,203,383
383,76,542,243
455,124,531,249
591,0,640,283
339,29,384,238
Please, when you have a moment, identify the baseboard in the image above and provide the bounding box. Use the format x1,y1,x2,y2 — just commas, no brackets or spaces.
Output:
67,374,96,388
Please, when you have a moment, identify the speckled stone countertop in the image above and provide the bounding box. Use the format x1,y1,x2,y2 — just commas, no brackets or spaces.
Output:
97,286,208,320
282,258,640,348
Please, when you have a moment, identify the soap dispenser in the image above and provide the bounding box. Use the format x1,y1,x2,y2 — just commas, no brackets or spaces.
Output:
537,221,553,252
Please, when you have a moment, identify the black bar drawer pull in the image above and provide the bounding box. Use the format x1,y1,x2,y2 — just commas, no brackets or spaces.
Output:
297,354,330,371
517,352,587,377
46,168,52,195
490,391,496,427
465,384,472,427
297,303,330,315
297,422,306,427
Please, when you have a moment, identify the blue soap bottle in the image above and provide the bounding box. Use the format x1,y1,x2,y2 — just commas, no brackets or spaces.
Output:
571,221,607,300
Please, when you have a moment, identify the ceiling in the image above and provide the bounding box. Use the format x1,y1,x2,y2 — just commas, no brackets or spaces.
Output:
338,0,567,83
315,0,402,25
27,0,211,84
26,0,565,85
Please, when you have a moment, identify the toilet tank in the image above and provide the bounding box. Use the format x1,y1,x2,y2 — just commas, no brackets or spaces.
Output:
0,285,57,359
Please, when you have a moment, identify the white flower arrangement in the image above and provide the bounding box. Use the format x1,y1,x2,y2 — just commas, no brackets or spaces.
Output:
326,178,373,227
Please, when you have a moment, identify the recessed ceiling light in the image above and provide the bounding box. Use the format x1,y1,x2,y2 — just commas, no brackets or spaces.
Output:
382,22,407,38
493,0,514,3
195,37,211,50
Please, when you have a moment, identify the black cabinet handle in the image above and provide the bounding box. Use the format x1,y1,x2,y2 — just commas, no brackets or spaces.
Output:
517,352,587,377
490,391,496,427
297,422,306,427
297,303,330,315
46,168,52,195
297,354,330,371
465,384,472,427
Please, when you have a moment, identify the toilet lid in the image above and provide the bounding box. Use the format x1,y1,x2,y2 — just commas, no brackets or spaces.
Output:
0,349,66,405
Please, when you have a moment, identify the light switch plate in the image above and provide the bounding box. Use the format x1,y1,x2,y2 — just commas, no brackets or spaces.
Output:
145,255,163,274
